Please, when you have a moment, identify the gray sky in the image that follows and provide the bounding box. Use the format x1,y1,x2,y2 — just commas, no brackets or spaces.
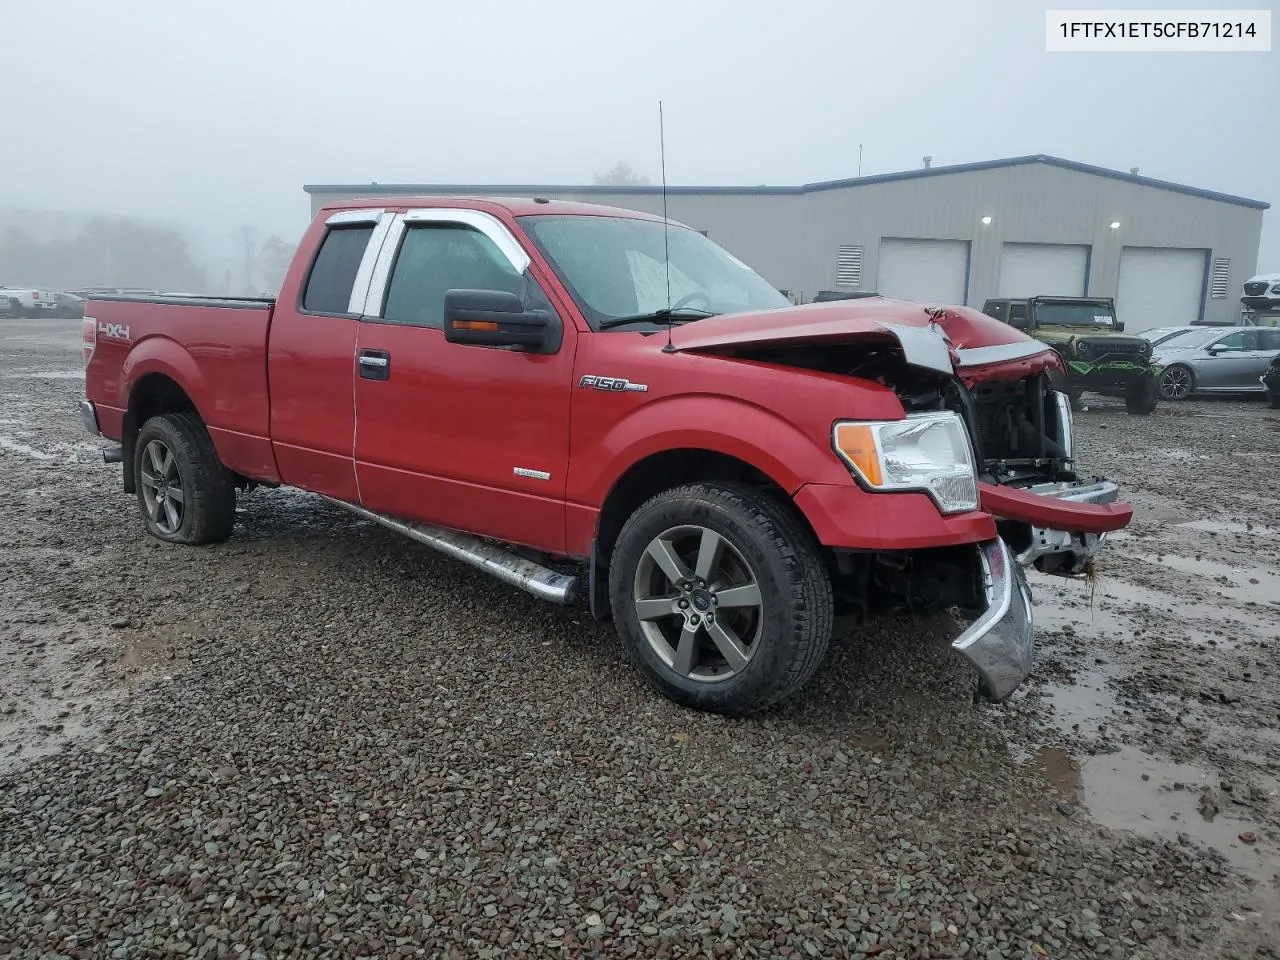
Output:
5,0,1278,268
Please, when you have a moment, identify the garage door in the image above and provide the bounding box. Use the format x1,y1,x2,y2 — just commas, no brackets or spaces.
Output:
998,243,1089,297
1116,247,1207,332
877,239,970,305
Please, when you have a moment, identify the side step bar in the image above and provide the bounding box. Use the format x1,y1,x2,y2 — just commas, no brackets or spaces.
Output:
319,496,578,605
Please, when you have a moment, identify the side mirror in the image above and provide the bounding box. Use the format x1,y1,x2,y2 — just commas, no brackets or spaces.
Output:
1114,320,1125,332
443,289,560,353
1207,343,1228,354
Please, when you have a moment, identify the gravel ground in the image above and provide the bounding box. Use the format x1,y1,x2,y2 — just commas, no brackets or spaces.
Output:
2,317,1279,959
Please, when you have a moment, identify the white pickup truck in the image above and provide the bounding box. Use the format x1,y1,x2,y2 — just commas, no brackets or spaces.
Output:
0,286,59,318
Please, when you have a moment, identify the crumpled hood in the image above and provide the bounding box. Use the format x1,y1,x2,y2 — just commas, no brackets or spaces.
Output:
670,296,1055,376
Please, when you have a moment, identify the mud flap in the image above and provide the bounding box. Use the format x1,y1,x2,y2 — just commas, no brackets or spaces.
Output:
951,538,1035,702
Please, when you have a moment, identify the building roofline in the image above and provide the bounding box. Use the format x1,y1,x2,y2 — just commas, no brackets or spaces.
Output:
304,154,1269,210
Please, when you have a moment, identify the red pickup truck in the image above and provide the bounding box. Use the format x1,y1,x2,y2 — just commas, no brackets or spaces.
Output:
80,197,1132,715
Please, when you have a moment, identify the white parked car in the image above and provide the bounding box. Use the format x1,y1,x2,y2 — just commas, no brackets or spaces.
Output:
1242,273,1280,311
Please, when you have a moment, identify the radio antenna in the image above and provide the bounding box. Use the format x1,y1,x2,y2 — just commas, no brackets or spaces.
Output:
659,100,676,354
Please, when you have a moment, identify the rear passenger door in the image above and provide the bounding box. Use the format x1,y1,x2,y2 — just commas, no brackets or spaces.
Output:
352,209,576,553
267,209,392,501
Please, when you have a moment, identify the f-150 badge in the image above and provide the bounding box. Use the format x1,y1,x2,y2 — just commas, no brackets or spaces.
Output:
579,375,648,393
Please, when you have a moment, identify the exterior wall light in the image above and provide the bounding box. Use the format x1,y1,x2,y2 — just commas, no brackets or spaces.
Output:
981,216,993,225
1109,221,1121,229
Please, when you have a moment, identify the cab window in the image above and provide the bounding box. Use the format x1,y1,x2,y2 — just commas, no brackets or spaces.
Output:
302,225,374,315
382,223,525,329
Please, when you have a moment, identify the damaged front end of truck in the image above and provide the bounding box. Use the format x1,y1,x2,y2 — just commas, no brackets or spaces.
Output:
673,303,1132,702
866,317,1130,699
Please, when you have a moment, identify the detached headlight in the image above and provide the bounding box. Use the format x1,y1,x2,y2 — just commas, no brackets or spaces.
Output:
832,411,979,514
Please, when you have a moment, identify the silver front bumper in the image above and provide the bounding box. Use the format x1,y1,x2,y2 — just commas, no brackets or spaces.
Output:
953,478,1123,700
951,537,1035,702
1014,479,1119,575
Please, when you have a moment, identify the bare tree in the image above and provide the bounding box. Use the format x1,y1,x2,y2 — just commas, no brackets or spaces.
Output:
234,225,259,293
0,220,207,291
258,235,297,294
593,161,651,186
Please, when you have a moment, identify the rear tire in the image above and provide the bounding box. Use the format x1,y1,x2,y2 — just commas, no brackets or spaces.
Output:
1125,376,1159,415
608,482,833,716
134,412,237,545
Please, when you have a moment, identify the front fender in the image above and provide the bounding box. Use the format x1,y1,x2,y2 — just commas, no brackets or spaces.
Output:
569,393,852,507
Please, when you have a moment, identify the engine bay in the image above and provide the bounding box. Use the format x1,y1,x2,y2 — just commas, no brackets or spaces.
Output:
734,340,1076,486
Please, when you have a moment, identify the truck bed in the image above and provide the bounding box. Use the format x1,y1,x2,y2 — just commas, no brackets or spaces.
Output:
84,294,280,482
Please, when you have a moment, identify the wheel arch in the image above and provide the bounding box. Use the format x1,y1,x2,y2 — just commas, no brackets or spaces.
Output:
122,372,201,493
587,448,823,621
1160,361,1197,400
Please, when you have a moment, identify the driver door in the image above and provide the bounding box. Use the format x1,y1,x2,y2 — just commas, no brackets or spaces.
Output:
352,210,577,553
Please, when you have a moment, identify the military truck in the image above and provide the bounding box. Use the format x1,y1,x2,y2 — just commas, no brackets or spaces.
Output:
981,296,1160,415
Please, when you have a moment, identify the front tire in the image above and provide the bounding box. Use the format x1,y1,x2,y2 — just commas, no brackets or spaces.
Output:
1160,365,1195,401
608,482,833,716
134,412,237,545
1125,376,1159,415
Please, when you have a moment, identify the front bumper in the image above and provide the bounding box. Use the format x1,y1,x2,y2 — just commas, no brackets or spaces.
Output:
1009,479,1121,576
952,538,1034,701
1065,361,1161,390
953,478,1127,700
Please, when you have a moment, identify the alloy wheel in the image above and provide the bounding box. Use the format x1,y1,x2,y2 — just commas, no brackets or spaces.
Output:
1160,367,1192,400
632,524,763,682
139,439,185,534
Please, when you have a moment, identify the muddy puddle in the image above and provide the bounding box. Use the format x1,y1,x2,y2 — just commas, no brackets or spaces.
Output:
1030,569,1275,647
1029,742,1278,884
1020,545,1280,889
0,614,191,777
1175,517,1280,539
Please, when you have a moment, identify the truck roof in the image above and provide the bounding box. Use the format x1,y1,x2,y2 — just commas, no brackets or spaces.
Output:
318,195,673,222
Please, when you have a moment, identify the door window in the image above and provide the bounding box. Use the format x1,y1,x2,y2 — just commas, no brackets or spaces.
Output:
1257,328,1280,351
302,225,375,315
1213,331,1256,351
383,224,525,328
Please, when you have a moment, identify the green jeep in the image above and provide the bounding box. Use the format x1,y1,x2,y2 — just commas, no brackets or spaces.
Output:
981,296,1161,415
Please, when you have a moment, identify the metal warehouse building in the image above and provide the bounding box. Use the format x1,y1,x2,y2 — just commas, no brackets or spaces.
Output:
305,154,1268,331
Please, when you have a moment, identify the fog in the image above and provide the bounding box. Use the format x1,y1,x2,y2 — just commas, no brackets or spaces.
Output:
3,0,1277,292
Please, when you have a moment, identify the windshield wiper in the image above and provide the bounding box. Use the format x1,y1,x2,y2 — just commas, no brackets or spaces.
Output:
598,307,717,331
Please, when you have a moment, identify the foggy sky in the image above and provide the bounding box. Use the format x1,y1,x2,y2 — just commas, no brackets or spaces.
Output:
5,0,1278,269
